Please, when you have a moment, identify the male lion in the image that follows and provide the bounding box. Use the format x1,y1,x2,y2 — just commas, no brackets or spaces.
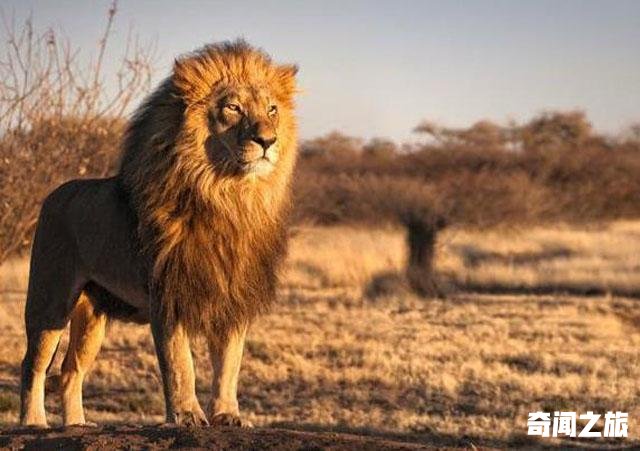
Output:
20,40,298,427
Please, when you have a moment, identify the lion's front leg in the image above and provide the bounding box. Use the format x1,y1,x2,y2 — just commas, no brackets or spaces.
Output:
150,306,207,426
207,324,252,427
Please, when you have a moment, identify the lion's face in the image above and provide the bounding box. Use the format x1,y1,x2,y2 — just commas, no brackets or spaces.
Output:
206,84,282,177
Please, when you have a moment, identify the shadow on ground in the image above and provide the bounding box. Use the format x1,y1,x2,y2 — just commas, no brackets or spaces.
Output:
0,425,454,450
1,424,633,450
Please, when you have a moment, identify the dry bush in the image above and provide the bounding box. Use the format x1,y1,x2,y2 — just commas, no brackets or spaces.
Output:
414,118,512,150
620,122,640,152
414,110,595,152
0,2,152,262
293,171,443,226
519,110,594,151
295,116,640,228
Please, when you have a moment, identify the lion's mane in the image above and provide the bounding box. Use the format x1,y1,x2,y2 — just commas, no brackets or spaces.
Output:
118,40,298,337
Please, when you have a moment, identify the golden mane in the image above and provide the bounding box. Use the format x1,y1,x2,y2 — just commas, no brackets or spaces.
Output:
118,40,298,337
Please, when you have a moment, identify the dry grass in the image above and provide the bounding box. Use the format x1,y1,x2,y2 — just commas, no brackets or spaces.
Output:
285,220,640,298
1,222,640,447
439,220,640,297
284,227,405,290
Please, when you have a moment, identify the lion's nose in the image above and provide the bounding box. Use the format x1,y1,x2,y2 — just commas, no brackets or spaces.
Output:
251,134,277,151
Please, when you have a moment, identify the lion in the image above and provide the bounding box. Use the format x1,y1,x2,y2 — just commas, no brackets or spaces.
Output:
19,40,298,428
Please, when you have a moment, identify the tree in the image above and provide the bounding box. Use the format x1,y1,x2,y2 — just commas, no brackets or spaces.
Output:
520,110,593,151
362,137,397,159
299,131,362,159
413,119,507,150
619,122,640,151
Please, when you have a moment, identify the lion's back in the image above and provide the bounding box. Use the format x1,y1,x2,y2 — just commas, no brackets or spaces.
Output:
35,177,147,303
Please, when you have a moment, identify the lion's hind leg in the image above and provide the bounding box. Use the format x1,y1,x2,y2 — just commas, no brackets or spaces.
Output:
60,292,107,427
20,259,81,427
20,327,64,427
20,189,87,428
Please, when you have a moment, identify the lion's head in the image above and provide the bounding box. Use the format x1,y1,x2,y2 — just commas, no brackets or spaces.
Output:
120,40,298,204
172,40,298,181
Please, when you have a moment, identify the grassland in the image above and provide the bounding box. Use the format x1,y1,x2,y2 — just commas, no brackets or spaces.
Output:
1,222,639,448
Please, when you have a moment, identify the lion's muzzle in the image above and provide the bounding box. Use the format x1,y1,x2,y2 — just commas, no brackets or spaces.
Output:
239,125,278,175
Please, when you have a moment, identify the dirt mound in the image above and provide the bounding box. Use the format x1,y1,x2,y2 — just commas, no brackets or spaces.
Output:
0,425,435,450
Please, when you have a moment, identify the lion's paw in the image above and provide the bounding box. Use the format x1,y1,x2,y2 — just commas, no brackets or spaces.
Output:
173,409,209,427
210,412,253,428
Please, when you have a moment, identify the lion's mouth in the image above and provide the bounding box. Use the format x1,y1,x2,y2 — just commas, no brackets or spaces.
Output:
239,156,274,175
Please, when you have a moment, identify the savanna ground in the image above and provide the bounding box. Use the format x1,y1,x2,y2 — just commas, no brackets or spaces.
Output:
1,222,640,449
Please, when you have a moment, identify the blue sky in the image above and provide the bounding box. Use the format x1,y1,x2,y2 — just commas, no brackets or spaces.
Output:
6,0,640,141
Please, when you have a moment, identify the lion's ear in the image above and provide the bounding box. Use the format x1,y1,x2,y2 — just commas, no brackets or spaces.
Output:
173,56,217,103
279,64,298,78
275,64,299,97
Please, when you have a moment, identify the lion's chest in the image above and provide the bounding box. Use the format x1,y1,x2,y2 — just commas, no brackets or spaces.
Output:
158,214,281,293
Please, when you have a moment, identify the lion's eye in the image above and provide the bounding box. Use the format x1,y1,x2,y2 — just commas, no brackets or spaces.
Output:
225,103,241,113
268,105,278,116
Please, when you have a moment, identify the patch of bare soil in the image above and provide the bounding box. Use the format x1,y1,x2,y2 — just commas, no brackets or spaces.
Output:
0,425,440,450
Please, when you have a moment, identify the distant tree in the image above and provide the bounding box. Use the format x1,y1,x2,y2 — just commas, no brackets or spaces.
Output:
619,122,640,151
362,138,397,159
299,131,362,159
457,120,506,148
413,119,507,150
413,120,449,145
631,123,640,142
520,110,593,151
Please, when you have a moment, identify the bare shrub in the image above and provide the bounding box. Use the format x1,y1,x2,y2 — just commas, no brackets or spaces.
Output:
414,111,595,152
621,123,640,151
293,172,443,226
520,110,593,151
414,119,510,150
295,119,640,229
0,2,152,262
